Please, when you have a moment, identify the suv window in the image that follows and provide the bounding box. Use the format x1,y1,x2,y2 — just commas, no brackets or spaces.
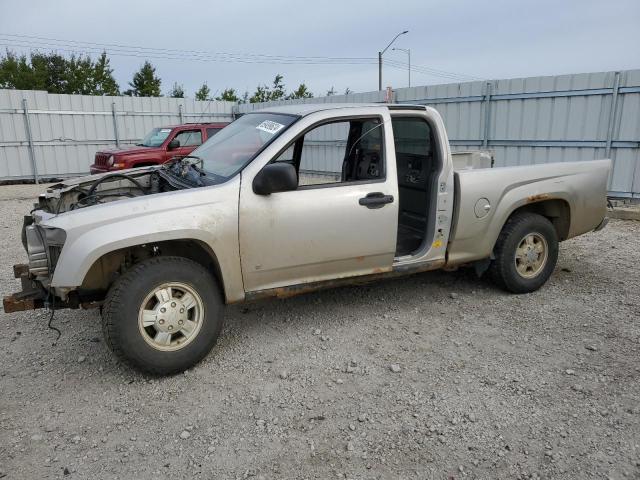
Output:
272,117,384,187
174,130,202,147
206,127,222,139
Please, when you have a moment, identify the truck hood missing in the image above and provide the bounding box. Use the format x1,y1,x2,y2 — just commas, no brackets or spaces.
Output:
37,160,225,215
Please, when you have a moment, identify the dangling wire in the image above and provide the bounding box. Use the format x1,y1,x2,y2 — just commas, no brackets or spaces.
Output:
33,225,62,342
46,291,61,342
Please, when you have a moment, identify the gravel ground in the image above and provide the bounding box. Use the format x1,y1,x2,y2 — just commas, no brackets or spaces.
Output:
0,184,639,480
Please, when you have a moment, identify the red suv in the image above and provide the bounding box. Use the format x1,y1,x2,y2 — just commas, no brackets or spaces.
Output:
90,122,229,174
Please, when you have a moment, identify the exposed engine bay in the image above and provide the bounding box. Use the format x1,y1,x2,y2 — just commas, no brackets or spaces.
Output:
37,157,222,214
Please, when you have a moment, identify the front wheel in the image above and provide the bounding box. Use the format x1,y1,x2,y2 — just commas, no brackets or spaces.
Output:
488,212,559,293
102,256,224,375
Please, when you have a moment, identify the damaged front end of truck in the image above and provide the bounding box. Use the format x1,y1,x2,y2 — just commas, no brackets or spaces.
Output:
3,159,216,314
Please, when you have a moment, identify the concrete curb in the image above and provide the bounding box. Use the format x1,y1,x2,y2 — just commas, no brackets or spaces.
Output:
608,206,640,221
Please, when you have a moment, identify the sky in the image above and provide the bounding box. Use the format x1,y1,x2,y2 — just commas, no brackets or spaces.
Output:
0,0,639,98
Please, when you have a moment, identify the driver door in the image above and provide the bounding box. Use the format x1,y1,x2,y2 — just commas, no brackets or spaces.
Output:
239,112,398,293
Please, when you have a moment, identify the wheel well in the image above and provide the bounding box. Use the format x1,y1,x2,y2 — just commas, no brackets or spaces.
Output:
80,239,225,300
508,199,571,241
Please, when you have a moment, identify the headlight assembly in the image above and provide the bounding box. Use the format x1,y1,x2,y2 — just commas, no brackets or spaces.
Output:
24,225,66,277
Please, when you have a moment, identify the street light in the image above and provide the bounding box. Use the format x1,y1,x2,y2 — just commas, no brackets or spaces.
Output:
378,30,408,90
392,47,411,87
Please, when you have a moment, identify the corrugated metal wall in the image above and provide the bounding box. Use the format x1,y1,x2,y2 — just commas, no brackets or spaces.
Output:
0,89,235,180
237,69,640,198
2,70,639,196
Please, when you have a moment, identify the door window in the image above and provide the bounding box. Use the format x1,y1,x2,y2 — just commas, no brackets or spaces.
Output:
274,144,295,164
174,130,202,147
272,118,385,187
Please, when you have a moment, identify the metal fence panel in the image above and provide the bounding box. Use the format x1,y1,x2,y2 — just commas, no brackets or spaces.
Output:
0,89,235,181
2,70,639,196
236,69,640,197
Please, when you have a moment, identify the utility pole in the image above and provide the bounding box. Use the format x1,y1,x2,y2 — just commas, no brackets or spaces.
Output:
378,51,382,91
393,47,411,87
378,30,408,91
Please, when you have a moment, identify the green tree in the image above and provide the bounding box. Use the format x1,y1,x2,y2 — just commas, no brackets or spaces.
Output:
0,51,34,90
249,84,270,103
124,61,161,97
287,83,313,100
240,90,249,104
271,74,285,100
195,82,211,101
92,52,119,96
65,54,95,94
0,50,119,95
250,74,287,103
168,82,185,98
30,52,67,93
216,88,239,102
326,86,336,96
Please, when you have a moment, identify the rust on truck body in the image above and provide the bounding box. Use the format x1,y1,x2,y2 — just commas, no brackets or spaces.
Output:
243,260,444,302
526,193,551,203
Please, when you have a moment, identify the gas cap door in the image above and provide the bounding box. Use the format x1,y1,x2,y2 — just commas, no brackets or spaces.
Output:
474,198,491,218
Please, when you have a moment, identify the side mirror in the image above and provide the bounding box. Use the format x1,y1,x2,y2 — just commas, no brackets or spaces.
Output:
167,139,180,150
253,163,298,195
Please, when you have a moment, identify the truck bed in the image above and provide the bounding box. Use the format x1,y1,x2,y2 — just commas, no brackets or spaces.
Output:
447,159,611,265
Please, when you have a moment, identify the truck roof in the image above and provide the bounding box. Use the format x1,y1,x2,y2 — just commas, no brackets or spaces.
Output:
160,122,229,129
255,103,426,117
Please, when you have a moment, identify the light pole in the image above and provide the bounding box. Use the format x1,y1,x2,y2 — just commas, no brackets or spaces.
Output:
378,30,408,90
392,47,411,87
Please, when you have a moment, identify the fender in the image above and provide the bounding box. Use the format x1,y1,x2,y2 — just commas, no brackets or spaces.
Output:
44,177,245,303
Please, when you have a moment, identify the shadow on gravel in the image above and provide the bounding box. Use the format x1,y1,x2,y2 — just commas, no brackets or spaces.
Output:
42,267,497,376
223,267,487,338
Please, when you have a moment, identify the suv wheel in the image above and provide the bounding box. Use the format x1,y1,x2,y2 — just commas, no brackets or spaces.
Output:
488,212,559,293
102,256,224,375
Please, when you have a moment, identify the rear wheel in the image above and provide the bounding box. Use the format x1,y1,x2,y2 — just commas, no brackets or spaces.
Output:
488,212,558,293
102,256,224,375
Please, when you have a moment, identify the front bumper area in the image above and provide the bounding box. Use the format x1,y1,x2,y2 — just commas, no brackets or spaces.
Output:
89,164,111,175
4,263,103,313
3,264,46,313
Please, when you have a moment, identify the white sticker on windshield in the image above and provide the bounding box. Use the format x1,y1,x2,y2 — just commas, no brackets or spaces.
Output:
256,120,285,135
160,129,171,133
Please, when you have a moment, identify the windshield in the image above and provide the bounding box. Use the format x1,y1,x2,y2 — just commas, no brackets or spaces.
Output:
192,113,297,178
138,127,172,147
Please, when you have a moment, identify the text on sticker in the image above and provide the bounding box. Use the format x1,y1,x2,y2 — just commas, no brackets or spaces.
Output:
256,120,285,135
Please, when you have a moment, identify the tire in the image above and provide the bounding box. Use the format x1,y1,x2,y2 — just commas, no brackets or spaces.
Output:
488,212,559,294
102,256,224,375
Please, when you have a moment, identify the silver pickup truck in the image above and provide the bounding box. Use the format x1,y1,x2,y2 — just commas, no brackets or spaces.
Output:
4,104,610,374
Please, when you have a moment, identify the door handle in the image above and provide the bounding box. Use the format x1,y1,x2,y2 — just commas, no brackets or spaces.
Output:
359,192,394,209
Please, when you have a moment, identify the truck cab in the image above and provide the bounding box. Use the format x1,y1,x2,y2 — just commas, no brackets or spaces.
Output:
90,122,229,174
